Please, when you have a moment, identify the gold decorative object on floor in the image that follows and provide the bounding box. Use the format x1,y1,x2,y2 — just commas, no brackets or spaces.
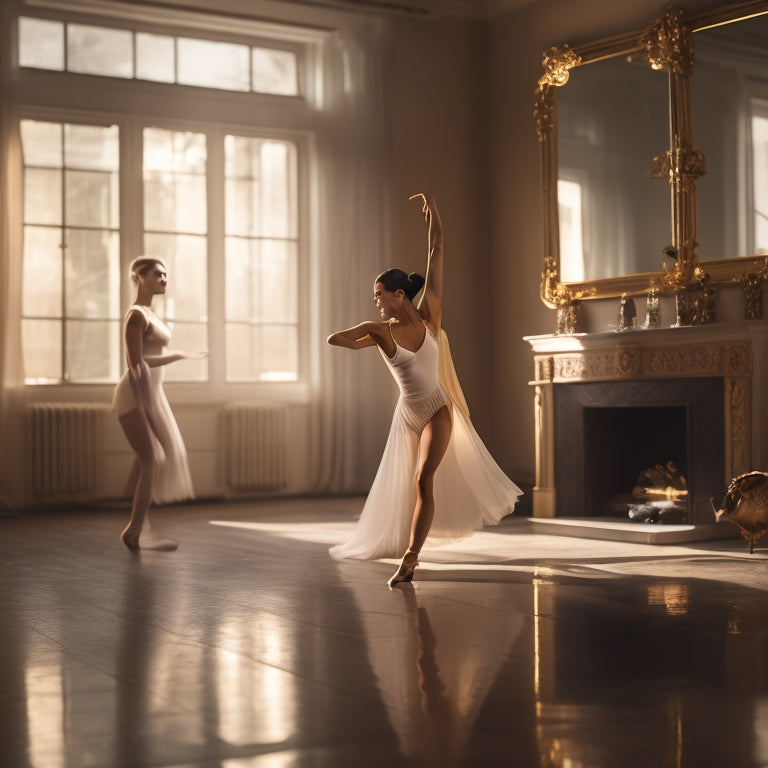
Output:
713,471,768,553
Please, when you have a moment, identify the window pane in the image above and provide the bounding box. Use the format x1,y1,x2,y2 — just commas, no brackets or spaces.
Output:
177,38,249,91
23,226,62,316
251,47,298,96
65,169,119,228
65,229,120,318
64,124,119,171
68,24,133,79
19,18,64,71
558,178,585,283
136,33,175,83
754,113,768,253
226,238,296,324
225,177,259,237
144,128,206,173
144,128,207,234
23,319,62,384
261,324,297,381
226,324,254,382
224,237,252,322
261,142,296,237
226,324,297,382
144,172,206,234
162,322,208,382
21,121,62,167
24,168,62,225
66,320,120,383
143,233,207,321
260,240,297,322
224,137,296,237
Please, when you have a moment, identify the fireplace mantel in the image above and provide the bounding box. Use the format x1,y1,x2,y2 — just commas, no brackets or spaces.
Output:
524,322,768,520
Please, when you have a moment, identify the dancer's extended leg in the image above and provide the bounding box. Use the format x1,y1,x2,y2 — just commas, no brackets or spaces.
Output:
118,409,177,551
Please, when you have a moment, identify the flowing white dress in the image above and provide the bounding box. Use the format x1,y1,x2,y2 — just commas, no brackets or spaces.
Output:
330,322,522,560
112,304,195,505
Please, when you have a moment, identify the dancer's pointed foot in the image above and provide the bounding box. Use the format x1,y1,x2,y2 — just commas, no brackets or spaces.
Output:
120,526,140,551
120,526,178,552
388,549,419,587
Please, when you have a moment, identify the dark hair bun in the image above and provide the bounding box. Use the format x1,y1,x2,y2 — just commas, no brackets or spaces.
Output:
406,272,426,299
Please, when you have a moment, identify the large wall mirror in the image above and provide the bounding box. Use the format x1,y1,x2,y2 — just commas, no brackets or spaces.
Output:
537,0,768,310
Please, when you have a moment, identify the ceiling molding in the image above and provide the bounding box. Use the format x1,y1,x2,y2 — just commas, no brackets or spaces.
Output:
277,0,541,20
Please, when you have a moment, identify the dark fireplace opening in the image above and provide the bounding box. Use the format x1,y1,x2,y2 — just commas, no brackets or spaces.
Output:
584,406,687,519
554,378,725,524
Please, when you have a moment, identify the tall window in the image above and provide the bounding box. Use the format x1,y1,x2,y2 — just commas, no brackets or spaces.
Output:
17,9,309,389
225,137,298,382
21,120,121,384
143,128,209,383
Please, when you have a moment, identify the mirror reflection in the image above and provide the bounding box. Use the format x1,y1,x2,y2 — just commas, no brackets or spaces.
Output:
557,55,670,283
693,11,768,263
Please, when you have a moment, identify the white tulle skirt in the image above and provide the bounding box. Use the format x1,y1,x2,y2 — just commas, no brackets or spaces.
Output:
115,366,194,505
330,331,522,560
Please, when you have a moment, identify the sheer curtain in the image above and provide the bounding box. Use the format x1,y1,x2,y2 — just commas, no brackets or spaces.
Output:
0,3,26,510
311,20,397,493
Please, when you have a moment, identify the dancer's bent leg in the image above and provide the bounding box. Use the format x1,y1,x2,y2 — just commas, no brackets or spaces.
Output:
118,410,176,551
410,405,452,552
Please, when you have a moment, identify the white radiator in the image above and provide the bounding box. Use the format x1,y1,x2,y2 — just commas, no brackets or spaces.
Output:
222,404,289,492
27,403,107,498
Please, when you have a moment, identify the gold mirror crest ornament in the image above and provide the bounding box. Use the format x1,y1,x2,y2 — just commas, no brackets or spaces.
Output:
640,8,694,74
534,46,582,141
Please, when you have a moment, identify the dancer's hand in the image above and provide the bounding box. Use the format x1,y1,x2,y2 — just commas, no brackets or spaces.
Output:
409,192,436,221
183,350,209,360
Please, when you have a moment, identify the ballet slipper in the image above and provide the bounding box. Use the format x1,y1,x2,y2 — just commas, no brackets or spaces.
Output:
388,549,419,587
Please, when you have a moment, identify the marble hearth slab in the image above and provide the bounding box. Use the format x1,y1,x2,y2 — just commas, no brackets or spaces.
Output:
526,516,740,544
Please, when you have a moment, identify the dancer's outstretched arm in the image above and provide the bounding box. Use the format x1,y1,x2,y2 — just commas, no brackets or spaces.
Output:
144,349,208,368
410,192,444,332
328,321,393,354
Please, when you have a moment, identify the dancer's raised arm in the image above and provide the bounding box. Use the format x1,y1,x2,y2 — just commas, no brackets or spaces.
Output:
409,192,444,332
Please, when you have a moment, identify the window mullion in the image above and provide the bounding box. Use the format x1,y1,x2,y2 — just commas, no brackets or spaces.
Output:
207,129,226,389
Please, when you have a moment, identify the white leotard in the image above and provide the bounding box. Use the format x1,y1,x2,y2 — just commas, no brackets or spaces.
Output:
378,322,450,433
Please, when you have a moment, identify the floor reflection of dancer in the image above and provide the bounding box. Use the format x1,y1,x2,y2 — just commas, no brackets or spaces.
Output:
328,193,522,585
112,257,207,551
335,560,525,765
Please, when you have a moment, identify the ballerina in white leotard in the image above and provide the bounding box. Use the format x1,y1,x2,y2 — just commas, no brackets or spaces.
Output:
113,257,208,551
328,193,522,585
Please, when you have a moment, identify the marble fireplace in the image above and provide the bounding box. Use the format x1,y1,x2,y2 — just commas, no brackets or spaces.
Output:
525,323,768,527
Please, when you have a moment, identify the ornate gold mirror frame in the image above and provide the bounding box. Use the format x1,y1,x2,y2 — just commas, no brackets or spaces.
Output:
536,1,768,322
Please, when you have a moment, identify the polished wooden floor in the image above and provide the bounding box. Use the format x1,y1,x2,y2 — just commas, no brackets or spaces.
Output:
2,496,768,768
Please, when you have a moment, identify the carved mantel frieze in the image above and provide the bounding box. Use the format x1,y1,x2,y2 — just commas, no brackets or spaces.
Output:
533,340,752,384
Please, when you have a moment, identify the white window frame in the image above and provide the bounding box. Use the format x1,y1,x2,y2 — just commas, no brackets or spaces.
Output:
15,1,324,404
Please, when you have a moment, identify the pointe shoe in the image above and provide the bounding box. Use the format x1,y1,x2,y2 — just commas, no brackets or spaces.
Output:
388,549,419,587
